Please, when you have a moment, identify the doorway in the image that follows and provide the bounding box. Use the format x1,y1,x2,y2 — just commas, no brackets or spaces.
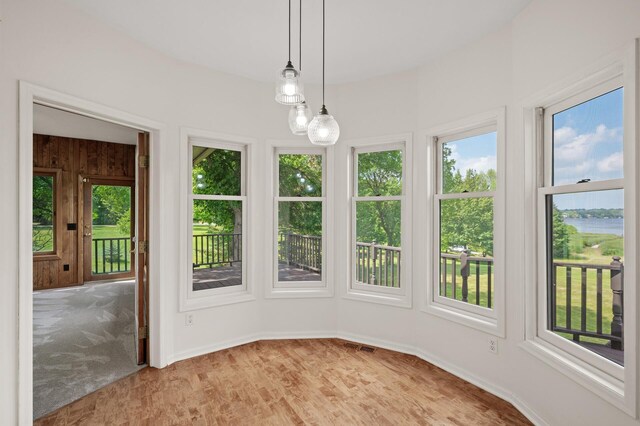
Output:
30,106,150,419
19,82,164,425
82,178,135,282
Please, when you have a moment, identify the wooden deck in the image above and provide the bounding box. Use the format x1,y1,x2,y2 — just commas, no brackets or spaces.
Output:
578,341,624,366
193,263,321,291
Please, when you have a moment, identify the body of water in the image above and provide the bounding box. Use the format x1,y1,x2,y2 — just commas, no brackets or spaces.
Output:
564,217,624,236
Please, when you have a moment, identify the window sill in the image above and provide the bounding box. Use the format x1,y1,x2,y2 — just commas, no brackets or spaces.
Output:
519,338,633,416
180,290,256,312
266,286,333,299
344,288,411,308
422,301,503,337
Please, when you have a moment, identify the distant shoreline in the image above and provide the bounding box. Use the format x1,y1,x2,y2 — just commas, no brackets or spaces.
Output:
564,217,623,236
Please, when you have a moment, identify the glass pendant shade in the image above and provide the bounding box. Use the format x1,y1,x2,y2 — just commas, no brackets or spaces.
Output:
275,62,305,105
308,106,340,146
288,102,313,135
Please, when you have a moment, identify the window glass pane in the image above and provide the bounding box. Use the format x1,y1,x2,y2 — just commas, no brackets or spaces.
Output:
442,132,497,194
553,88,623,185
192,199,243,290
192,146,242,196
278,201,322,282
546,190,624,365
33,175,54,253
439,197,494,308
278,154,322,197
91,184,132,274
355,201,401,287
357,150,403,197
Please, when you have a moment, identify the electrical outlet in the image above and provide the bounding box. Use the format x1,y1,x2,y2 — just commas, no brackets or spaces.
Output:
488,336,498,354
185,314,194,326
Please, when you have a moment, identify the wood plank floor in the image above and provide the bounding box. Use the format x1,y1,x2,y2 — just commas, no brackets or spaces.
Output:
35,339,531,425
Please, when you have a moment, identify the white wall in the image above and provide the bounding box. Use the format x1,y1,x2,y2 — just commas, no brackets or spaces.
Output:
334,1,640,425
2,0,640,425
0,0,335,423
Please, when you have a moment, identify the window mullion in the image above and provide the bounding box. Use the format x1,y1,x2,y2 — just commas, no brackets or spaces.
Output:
436,191,495,200
540,179,624,195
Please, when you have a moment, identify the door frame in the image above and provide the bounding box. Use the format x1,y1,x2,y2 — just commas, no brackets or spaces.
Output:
80,176,136,283
18,81,170,424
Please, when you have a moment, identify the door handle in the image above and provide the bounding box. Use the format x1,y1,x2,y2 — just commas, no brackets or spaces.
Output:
83,232,92,237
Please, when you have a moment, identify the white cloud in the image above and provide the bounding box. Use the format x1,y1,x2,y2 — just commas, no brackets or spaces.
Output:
447,143,496,176
553,124,620,164
597,151,623,173
554,160,594,184
455,155,496,175
553,126,577,145
555,160,594,176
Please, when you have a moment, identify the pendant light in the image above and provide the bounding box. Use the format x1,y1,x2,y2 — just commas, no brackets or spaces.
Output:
308,0,339,145
275,0,304,105
288,0,312,135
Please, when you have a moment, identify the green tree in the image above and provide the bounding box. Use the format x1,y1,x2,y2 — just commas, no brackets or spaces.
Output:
192,148,242,235
33,175,54,251
92,185,131,226
439,148,496,256
277,154,323,236
356,150,403,246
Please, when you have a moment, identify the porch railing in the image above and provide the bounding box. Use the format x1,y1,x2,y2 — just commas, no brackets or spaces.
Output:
188,230,625,353
355,242,402,287
278,233,322,272
550,257,623,350
92,237,132,275
193,233,242,269
440,252,493,308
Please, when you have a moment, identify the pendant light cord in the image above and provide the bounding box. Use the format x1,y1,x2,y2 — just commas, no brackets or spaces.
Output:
322,0,325,106
288,0,291,62
299,0,302,70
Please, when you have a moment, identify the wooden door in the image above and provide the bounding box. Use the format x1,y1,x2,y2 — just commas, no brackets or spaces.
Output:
82,177,135,282
136,133,150,364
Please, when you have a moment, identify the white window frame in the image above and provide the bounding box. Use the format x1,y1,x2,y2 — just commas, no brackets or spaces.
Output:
538,77,625,380
179,128,256,311
346,134,412,308
268,146,332,298
422,108,506,337
521,42,638,415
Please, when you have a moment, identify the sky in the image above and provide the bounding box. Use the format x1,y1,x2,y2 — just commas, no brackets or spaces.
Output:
446,88,624,210
552,87,623,209
446,131,497,177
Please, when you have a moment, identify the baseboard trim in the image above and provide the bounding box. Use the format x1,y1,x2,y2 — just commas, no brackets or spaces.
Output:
336,331,548,426
168,331,547,425
169,331,337,365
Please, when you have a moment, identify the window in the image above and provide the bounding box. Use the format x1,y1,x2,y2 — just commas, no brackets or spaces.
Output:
33,171,58,255
274,150,326,290
437,130,496,309
538,85,626,372
521,52,640,414
425,109,505,335
350,141,409,306
189,143,247,295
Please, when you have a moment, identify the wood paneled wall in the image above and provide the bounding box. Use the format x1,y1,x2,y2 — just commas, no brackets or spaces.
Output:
33,134,136,290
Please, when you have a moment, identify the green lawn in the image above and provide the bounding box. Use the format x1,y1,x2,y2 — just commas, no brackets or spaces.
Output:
440,259,493,308
90,225,132,274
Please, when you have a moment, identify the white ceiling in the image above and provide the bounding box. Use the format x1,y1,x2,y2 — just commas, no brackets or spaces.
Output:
62,0,531,84
34,104,140,145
